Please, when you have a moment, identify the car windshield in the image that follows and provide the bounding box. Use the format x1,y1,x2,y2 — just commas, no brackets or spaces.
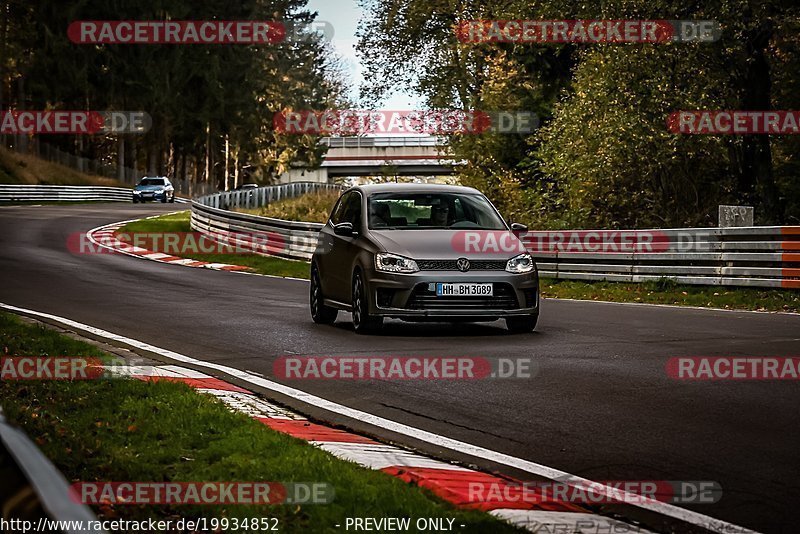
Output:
368,192,506,230
139,178,165,186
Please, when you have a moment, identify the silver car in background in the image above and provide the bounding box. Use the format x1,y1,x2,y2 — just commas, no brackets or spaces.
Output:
132,176,175,203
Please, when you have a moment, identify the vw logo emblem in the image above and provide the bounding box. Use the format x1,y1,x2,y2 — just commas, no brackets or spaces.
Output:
456,258,470,272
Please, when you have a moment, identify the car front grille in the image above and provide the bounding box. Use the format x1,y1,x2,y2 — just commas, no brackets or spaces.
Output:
416,259,507,271
404,283,519,310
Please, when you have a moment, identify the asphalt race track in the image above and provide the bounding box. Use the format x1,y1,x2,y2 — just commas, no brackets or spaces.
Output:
1,203,799,533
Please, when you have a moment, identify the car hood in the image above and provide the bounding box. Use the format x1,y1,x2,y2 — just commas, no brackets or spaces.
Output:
368,229,524,260
134,184,164,191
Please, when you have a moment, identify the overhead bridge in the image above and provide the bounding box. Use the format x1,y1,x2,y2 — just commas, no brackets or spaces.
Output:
277,136,459,183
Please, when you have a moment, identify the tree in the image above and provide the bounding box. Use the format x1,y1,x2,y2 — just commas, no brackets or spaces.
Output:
357,0,800,227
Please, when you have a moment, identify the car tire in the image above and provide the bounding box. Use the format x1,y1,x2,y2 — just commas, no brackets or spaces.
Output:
352,271,382,334
506,314,538,333
310,266,337,324
169,194,175,203
161,195,167,203
132,198,138,203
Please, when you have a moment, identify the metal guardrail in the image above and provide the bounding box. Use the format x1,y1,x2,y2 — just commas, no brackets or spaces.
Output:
191,201,322,261
0,184,132,202
0,184,189,203
0,410,106,534
526,227,800,288
198,182,341,211
192,188,800,288
191,182,339,261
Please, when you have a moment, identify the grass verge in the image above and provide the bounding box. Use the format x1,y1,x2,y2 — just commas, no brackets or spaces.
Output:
539,278,800,313
120,212,799,312
0,147,128,187
0,311,521,532
235,190,339,223
118,211,310,279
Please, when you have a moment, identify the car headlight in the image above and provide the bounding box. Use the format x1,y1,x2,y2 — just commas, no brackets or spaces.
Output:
506,253,534,274
375,253,419,273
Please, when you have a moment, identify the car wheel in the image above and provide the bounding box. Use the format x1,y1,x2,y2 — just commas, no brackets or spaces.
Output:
351,271,382,334
161,195,167,203
132,198,138,203
169,194,175,203
310,266,337,324
506,314,538,333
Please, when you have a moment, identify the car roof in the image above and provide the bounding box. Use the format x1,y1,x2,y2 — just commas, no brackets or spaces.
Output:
348,183,482,195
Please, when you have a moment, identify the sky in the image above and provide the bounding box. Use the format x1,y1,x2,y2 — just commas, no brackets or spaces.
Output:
305,0,422,109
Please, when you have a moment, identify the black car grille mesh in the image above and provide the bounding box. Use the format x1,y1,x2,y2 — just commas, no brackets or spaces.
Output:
417,259,507,271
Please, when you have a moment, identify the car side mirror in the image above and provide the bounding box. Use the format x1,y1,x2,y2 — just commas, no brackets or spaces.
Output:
510,222,528,235
333,222,355,237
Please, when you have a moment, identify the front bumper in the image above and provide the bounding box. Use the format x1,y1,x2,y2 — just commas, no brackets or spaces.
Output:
365,268,539,319
133,191,167,201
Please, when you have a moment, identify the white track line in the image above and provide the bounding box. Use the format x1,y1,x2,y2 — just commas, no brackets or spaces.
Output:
313,442,472,471
0,302,758,534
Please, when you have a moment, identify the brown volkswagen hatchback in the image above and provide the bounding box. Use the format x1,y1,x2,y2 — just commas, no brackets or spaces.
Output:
310,183,539,334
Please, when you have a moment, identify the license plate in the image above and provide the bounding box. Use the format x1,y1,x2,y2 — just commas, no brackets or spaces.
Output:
435,283,493,297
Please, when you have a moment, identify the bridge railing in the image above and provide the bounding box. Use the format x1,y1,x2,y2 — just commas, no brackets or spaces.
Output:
321,136,446,148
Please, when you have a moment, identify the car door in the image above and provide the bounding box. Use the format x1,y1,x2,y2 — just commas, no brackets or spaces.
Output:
317,192,349,302
328,191,364,302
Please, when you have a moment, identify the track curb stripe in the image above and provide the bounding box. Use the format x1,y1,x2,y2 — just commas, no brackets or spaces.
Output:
85,221,253,274
115,363,617,531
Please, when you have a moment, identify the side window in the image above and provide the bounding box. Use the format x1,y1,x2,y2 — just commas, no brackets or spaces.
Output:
342,192,363,229
329,192,350,225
